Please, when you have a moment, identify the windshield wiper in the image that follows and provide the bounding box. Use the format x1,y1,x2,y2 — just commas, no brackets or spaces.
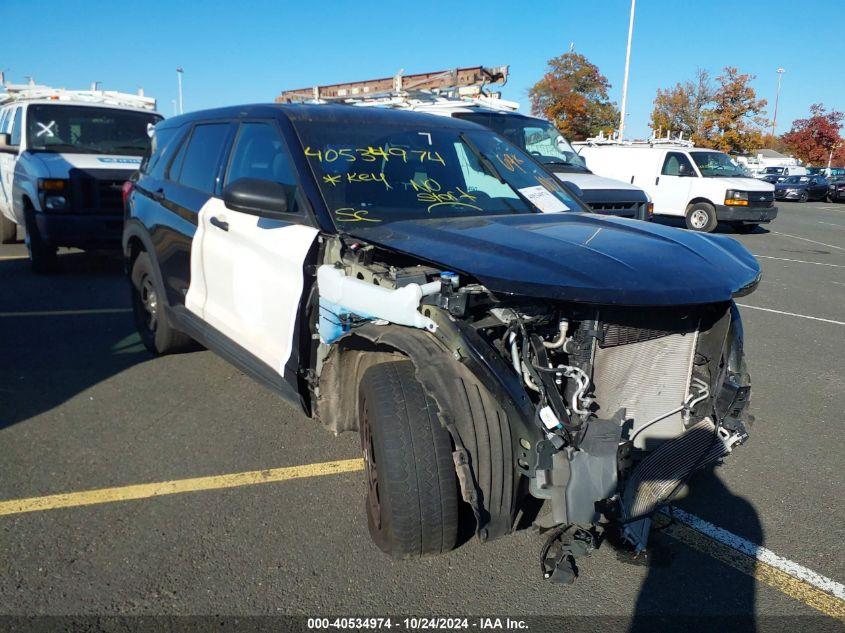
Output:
459,133,506,184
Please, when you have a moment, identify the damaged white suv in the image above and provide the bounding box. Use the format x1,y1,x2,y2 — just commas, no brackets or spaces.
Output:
125,104,757,582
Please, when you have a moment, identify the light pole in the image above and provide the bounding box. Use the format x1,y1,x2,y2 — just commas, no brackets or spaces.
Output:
176,67,184,115
771,67,785,136
618,0,636,138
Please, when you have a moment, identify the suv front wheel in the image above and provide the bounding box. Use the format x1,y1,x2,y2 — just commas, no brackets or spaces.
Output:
130,251,194,355
358,360,459,559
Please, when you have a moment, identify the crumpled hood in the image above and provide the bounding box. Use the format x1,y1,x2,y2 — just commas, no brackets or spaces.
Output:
31,152,142,178
348,213,760,306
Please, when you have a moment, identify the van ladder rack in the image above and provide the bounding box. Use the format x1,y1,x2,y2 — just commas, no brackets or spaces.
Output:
0,83,157,111
276,65,509,103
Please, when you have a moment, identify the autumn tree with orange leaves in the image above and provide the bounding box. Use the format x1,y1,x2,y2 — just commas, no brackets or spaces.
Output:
650,69,713,145
529,52,619,141
650,66,767,153
781,104,845,167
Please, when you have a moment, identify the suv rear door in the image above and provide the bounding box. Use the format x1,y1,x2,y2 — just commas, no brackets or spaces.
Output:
155,121,234,307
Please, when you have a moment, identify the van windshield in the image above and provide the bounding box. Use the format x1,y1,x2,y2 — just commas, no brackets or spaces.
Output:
294,121,587,226
690,151,747,178
26,104,162,155
453,112,588,172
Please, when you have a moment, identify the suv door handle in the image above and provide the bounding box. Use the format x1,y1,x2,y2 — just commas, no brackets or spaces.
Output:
152,188,165,202
209,216,229,231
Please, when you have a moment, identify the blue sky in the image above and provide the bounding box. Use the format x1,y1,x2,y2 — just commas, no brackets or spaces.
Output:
3,0,843,138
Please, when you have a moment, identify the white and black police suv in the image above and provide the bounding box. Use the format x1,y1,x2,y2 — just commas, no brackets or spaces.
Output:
125,104,757,581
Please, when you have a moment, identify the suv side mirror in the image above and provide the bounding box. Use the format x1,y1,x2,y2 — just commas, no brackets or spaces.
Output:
0,133,19,154
222,178,293,218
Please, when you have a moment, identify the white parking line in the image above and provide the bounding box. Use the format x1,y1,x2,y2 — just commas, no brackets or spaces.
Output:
754,254,845,268
819,221,845,230
666,507,845,601
771,231,845,252
736,304,845,326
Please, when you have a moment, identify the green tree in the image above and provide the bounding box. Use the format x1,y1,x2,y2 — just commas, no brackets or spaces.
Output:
649,69,713,145
529,52,619,141
702,67,768,153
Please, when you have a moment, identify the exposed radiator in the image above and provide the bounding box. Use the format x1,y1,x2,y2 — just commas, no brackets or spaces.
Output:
620,418,729,550
591,329,698,449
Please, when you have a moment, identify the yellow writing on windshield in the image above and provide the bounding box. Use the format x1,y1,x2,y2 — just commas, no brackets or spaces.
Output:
409,178,481,213
496,152,526,173
346,172,392,190
334,208,382,223
305,146,446,166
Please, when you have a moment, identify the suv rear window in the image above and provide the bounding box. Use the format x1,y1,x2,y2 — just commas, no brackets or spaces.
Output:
172,123,230,193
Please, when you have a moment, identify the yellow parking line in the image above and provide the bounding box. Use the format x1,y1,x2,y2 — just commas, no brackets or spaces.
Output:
0,458,365,517
2,457,843,620
658,516,845,621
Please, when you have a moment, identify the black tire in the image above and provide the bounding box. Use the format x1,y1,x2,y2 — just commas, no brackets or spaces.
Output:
799,190,809,202
732,223,758,234
24,211,57,274
685,202,718,232
130,251,194,355
358,360,459,558
0,214,16,244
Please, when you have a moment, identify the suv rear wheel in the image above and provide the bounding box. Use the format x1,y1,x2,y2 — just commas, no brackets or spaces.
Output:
130,251,194,355
358,360,459,558
685,202,718,232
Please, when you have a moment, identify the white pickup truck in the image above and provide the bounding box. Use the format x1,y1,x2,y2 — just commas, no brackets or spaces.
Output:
0,84,162,271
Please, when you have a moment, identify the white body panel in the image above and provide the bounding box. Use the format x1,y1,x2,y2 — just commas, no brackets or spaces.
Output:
188,197,319,374
577,145,774,217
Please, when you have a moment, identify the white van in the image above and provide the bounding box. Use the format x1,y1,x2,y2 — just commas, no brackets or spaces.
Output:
0,83,162,271
576,140,778,232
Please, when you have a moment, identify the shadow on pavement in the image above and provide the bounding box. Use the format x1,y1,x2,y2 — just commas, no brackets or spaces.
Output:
0,250,152,430
628,465,762,632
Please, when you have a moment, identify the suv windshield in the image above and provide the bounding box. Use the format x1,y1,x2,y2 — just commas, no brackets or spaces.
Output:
690,151,746,178
294,121,586,226
783,176,810,184
452,112,588,171
26,104,162,155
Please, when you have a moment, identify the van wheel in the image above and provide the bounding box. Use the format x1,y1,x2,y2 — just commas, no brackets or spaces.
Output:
0,214,16,244
130,251,194,355
25,225,57,274
358,360,459,558
685,202,718,232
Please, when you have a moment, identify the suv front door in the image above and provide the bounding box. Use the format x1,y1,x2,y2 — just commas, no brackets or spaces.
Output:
653,151,697,215
192,120,319,383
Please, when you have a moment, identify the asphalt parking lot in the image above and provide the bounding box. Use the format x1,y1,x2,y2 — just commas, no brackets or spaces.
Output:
1,202,843,630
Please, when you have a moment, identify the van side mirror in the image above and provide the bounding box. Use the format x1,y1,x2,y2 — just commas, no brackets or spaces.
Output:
0,133,19,154
222,178,293,218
